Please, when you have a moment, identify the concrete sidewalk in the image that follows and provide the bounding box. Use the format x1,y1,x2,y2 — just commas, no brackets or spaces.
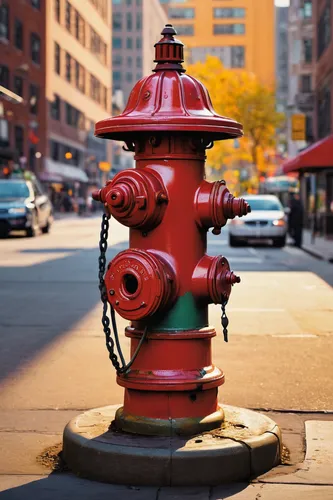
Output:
301,229,333,262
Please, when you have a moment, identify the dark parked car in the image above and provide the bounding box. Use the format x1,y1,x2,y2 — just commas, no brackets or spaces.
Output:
0,178,53,237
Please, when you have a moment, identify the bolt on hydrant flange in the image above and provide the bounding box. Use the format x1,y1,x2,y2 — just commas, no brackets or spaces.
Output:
63,24,281,486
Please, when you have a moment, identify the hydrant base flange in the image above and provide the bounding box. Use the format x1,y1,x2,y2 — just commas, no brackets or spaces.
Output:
63,404,281,486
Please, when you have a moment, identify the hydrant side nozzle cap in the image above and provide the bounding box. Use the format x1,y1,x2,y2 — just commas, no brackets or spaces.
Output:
92,189,102,202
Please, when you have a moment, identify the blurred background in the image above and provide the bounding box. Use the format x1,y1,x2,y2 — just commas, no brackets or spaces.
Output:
0,0,332,244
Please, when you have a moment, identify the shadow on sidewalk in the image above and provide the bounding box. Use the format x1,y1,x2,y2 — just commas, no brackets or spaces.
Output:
0,240,128,384
0,471,249,499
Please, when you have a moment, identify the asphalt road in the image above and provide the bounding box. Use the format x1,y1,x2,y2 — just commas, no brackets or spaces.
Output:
0,215,332,414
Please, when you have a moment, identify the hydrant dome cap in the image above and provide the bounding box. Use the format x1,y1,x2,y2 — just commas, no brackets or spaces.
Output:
95,72,243,141
95,25,243,142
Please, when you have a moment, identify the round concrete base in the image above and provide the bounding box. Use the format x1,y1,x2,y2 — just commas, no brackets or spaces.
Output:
63,405,281,486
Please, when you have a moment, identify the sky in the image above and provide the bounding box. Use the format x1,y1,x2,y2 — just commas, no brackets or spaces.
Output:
275,0,290,5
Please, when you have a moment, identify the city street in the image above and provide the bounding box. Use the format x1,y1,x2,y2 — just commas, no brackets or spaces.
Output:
0,215,333,499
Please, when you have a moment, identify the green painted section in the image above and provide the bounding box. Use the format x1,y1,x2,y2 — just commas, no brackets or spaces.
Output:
150,292,208,331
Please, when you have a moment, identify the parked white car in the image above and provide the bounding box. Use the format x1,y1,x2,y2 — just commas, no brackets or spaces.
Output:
229,195,287,247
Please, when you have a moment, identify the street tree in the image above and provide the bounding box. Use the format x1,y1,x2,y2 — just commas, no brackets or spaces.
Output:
188,57,284,183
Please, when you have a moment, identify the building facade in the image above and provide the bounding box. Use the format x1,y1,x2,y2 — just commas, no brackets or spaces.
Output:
161,0,275,86
314,0,332,141
112,0,167,102
0,0,47,173
44,0,112,187
275,5,289,157
287,0,315,157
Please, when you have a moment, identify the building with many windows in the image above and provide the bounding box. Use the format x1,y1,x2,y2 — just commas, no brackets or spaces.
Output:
44,0,112,187
286,0,315,158
160,0,275,85
0,0,47,173
112,0,167,103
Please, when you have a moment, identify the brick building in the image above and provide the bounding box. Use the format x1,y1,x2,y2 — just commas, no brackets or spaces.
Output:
0,0,47,173
314,0,332,140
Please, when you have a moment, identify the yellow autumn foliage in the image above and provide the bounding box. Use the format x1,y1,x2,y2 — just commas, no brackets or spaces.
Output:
188,57,284,178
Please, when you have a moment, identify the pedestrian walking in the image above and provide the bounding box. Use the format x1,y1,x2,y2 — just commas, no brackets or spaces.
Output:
288,193,304,247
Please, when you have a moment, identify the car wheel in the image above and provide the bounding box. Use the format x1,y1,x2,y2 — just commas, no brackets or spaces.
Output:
273,236,286,248
229,234,241,247
26,213,38,237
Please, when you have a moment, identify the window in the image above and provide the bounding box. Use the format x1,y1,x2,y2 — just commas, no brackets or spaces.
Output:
65,53,71,82
317,0,331,59
168,8,195,19
301,75,312,92
126,56,132,66
136,0,142,5
91,29,103,60
65,102,84,129
75,11,79,40
14,19,23,50
112,0,122,4
75,61,80,89
317,83,331,138
136,37,142,49
29,84,39,114
175,24,194,35
301,0,312,18
113,37,122,49
50,140,60,161
55,0,60,22
126,72,132,83
136,56,142,68
126,0,132,5
14,126,24,156
113,54,122,65
74,60,86,93
90,74,101,103
51,95,61,120
231,46,245,67
13,76,23,97
103,86,108,110
136,72,142,80
113,71,121,89
303,39,312,63
136,13,142,30
127,12,132,31
0,119,9,148
0,65,9,88
214,8,245,18
213,24,245,35
31,0,40,9
0,3,9,40
66,1,72,31
113,12,122,31
54,42,61,74
126,37,132,49
31,33,41,64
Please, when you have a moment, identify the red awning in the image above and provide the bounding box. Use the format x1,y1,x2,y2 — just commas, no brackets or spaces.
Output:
282,135,333,173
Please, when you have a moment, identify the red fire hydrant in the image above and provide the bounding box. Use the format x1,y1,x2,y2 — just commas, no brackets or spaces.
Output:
64,25,281,486
92,24,250,436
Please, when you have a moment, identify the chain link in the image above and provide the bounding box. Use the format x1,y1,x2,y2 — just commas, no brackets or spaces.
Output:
221,298,229,343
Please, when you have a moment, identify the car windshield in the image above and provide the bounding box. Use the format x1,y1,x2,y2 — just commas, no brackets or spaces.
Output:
0,181,30,200
245,198,282,211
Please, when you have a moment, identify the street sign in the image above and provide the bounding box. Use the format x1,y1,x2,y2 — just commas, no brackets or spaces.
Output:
99,161,111,172
291,114,306,141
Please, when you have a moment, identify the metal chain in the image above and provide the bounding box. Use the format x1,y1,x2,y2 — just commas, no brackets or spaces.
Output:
221,298,229,343
98,213,149,374
98,213,122,372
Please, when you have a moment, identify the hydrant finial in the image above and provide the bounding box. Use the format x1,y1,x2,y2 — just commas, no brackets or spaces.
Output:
154,24,185,73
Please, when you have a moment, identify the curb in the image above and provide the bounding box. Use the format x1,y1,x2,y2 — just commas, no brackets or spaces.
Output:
301,245,333,263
